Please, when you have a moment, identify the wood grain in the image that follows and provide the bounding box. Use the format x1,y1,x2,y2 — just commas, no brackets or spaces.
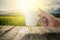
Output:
0,26,60,40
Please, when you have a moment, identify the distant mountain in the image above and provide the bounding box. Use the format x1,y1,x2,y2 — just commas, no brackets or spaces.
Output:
6,11,24,16
0,11,6,15
0,11,24,16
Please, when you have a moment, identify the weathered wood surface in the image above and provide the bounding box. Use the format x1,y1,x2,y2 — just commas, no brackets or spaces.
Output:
0,26,14,36
0,26,60,40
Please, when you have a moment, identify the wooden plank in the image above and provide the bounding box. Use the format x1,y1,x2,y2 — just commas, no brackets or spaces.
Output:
0,26,14,36
42,27,60,40
0,26,6,29
13,26,60,40
30,27,60,40
0,26,60,40
13,27,30,40
44,33,60,40
0,26,3,29
13,27,47,40
30,27,47,40
0,27,20,40
46,27,60,33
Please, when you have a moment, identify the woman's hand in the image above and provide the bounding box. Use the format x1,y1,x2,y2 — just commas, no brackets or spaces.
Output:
39,9,58,27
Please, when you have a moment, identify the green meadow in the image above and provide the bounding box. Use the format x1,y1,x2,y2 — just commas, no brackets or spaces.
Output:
0,15,41,26
0,16,25,26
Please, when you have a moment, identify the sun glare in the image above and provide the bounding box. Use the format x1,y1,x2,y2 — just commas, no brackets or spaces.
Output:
17,0,51,13
1,0,51,13
17,0,51,26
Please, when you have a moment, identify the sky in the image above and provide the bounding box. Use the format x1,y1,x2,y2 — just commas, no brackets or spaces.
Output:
0,0,51,11
0,0,22,11
0,0,60,15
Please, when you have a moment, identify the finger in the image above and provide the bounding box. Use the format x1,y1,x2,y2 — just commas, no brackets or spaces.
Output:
38,8,55,19
37,8,44,17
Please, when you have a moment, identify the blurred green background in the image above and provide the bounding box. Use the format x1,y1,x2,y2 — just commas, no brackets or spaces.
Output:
0,16,25,26
0,15,40,26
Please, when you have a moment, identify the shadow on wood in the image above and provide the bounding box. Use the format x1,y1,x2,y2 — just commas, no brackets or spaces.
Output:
20,33,47,40
44,33,60,40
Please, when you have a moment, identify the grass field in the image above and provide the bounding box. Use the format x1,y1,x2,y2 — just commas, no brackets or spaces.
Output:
0,16,25,26
0,15,41,26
